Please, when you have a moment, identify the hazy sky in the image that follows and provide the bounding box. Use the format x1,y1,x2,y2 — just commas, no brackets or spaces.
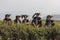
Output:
0,0,60,19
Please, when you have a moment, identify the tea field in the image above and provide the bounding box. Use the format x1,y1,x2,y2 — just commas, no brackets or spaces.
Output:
0,20,60,40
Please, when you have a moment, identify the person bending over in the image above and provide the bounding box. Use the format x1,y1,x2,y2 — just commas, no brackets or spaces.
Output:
32,13,42,27
14,15,21,24
3,14,12,25
22,15,29,25
45,15,55,27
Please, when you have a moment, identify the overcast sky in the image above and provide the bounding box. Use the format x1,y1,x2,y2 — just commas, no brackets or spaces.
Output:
0,0,60,19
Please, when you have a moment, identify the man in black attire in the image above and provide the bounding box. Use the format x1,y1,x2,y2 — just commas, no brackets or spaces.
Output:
45,15,56,40
45,15,55,27
14,15,21,24
3,14,12,25
32,13,42,27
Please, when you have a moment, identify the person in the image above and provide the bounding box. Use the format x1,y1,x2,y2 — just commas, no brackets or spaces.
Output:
32,13,42,27
3,14,12,25
45,15,56,40
14,15,21,24
22,15,29,25
45,15,55,27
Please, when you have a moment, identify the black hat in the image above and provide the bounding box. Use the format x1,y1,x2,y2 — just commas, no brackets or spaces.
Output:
21,15,28,18
5,14,11,17
35,13,40,15
24,15,28,17
32,13,40,18
47,15,53,18
16,15,21,18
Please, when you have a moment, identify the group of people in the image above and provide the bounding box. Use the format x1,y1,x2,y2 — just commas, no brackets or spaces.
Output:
32,13,55,27
3,13,55,27
3,14,29,25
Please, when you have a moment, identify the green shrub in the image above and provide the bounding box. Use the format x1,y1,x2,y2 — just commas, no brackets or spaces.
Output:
0,23,60,40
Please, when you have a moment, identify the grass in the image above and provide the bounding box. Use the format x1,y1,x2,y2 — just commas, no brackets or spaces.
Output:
0,20,60,40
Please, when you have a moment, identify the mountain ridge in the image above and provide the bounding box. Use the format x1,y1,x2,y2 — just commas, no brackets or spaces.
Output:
43,14,60,20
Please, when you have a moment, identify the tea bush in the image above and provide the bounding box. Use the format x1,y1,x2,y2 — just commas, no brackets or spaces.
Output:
0,21,60,40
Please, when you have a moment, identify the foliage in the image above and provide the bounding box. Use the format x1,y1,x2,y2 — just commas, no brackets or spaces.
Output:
0,21,60,40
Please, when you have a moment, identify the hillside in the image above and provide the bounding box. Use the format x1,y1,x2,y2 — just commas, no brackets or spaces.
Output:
43,14,60,20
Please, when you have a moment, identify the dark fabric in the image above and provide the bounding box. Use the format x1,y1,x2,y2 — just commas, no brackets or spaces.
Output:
32,17,42,27
45,19,55,27
14,19,21,24
4,18,11,24
4,18,11,21
22,19,29,23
